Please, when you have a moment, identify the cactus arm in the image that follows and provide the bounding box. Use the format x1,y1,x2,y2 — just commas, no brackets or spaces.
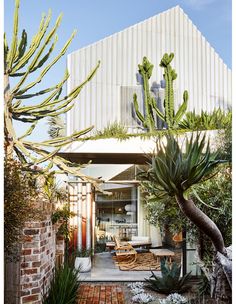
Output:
14,140,37,162
14,69,69,102
140,58,155,132
14,146,27,164
4,33,9,69
11,34,58,77
12,99,22,109
151,97,165,121
164,65,175,127
14,85,59,100
13,30,27,64
41,126,94,146
10,10,51,73
12,30,76,95
33,147,61,165
7,0,20,70
22,142,100,184
133,93,145,124
13,115,42,123
11,13,62,76
159,53,187,129
175,90,188,126
29,35,58,73
12,62,99,119
22,126,93,148
18,122,38,140
26,14,62,70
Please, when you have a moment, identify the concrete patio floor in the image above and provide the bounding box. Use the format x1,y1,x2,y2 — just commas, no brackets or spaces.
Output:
79,252,161,282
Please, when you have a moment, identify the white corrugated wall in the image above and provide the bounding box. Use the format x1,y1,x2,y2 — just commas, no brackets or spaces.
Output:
66,5,232,135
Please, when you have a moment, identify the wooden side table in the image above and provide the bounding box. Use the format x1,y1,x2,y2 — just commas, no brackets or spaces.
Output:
150,249,175,266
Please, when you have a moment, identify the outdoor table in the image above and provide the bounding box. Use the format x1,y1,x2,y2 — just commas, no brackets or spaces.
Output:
150,248,175,265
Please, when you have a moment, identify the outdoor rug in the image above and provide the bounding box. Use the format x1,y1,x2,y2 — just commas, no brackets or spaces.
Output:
116,252,160,271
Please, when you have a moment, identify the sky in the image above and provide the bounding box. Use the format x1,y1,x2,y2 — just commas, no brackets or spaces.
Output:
4,0,232,141
5,0,232,67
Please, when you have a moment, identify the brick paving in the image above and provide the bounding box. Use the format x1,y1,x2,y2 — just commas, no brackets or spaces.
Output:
78,284,126,304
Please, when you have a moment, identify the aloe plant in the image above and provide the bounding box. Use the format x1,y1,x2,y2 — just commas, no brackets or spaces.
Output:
43,264,80,304
145,260,191,294
141,132,231,301
133,54,188,131
4,0,100,185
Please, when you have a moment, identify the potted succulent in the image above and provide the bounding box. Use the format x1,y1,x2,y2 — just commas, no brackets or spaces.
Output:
74,249,92,273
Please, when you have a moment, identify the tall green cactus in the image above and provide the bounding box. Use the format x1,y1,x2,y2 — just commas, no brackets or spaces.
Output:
160,53,188,129
4,0,100,187
133,57,165,132
133,54,188,131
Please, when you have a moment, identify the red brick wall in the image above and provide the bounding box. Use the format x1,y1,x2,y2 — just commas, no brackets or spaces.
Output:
20,217,56,304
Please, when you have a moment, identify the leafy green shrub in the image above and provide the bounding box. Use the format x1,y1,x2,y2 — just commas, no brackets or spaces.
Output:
190,164,232,258
75,248,92,257
145,260,191,294
43,264,80,304
179,109,231,130
197,273,210,296
95,121,128,138
4,158,38,256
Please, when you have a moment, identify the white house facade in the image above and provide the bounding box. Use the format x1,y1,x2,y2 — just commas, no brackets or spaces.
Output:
63,6,231,276
66,5,231,134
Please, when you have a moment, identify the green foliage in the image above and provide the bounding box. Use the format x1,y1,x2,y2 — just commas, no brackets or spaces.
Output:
51,205,75,225
74,248,92,257
43,264,80,304
4,158,38,255
217,115,232,161
143,164,231,245
179,109,232,131
52,204,75,263
197,273,211,296
95,121,128,138
140,133,222,199
133,54,188,131
43,173,67,204
192,165,232,247
145,260,191,294
143,194,186,235
4,0,100,185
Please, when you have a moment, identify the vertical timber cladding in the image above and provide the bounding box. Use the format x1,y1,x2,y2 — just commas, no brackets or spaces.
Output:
67,6,232,134
68,182,93,251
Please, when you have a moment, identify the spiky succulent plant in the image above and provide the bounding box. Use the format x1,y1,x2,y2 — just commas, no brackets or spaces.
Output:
4,0,100,185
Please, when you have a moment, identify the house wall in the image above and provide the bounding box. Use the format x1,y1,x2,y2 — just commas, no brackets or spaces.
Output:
67,5,232,135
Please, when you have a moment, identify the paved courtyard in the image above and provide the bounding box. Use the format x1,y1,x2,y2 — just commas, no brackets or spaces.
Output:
79,252,158,281
78,284,125,304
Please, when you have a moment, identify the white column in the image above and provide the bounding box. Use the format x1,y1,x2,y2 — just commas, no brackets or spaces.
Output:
77,183,82,251
81,184,87,247
92,198,96,253
86,183,92,250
